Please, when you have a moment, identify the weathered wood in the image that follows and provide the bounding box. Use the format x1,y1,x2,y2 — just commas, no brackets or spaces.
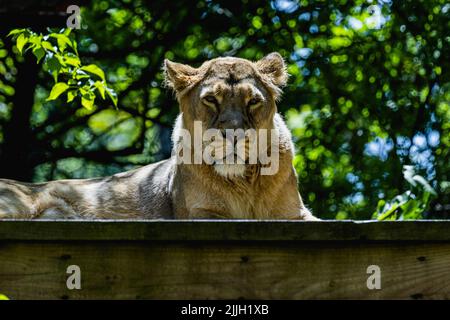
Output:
0,220,450,241
1,220,450,299
0,241,449,299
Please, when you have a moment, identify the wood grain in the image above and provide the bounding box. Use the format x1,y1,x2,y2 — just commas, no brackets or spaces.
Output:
1,241,450,299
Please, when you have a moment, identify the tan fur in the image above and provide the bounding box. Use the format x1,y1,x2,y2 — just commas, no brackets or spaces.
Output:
0,53,317,220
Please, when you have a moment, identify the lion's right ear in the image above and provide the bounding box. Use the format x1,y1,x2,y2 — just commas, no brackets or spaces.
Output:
255,52,288,88
163,59,200,93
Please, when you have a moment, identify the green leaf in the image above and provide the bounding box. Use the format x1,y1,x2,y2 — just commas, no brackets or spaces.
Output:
0,49,8,58
28,34,43,47
75,70,90,80
72,39,79,55
46,56,61,73
7,28,25,37
400,199,422,220
376,191,411,221
377,202,400,221
82,95,95,110
67,90,78,103
403,165,417,187
49,33,72,52
440,181,450,191
374,199,386,216
81,64,106,81
94,81,106,99
64,55,80,67
106,87,118,107
79,86,90,96
413,175,437,196
46,82,69,101
32,46,45,63
45,56,62,82
54,53,66,68
42,41,56,52
16,33,28,54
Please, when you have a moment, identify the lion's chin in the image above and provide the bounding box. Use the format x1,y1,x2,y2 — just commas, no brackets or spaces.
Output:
213,163,246,178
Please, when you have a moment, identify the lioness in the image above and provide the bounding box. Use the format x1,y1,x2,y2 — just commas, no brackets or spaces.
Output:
0,53,317,220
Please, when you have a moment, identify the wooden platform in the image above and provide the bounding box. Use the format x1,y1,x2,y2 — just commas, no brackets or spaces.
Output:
0,220,450,299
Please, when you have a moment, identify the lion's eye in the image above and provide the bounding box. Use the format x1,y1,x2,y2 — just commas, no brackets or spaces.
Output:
203,96,218,105
248,98,261,107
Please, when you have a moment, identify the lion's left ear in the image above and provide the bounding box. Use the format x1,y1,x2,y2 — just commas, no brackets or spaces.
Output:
255,52,288,88
163,59,200,94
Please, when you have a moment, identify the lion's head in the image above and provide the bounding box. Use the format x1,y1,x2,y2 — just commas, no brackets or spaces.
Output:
164,53,288,177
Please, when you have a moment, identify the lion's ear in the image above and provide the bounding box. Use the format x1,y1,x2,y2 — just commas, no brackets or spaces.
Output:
163,59,199,93
255,52,288,88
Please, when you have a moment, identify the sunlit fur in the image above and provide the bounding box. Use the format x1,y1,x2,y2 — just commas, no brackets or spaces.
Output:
167,53,317,220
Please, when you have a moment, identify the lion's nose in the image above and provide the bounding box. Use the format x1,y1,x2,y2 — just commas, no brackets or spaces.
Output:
218,110,244,130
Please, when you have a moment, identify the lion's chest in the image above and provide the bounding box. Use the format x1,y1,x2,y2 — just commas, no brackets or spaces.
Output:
183,178,272,219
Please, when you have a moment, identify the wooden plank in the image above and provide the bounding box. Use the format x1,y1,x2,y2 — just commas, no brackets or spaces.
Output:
1,221,450,299
1,220,450,241
1,241,449,299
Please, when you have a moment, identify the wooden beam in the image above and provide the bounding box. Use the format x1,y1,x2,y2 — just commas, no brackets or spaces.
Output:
0,220,450,241
0,241,449,299
1,220,450,299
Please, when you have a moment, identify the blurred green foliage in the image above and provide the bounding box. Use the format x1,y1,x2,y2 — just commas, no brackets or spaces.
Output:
373,165,437,220
0,0,448,219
